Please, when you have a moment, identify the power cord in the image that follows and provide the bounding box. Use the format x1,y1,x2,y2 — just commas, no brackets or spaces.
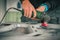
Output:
0,7,22,25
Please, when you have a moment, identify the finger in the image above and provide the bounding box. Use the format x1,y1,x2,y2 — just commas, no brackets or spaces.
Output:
26,8,30,17
33,9,36,18
28,9,32,18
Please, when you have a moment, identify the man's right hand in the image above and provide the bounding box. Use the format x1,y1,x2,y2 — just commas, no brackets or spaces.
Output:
22,0,36,18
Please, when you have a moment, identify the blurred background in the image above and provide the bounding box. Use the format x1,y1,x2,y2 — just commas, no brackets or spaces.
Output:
0,0,60,40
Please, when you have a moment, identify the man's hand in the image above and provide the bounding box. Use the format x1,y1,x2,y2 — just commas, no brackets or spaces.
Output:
22,0,36,18
36,6,45,12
